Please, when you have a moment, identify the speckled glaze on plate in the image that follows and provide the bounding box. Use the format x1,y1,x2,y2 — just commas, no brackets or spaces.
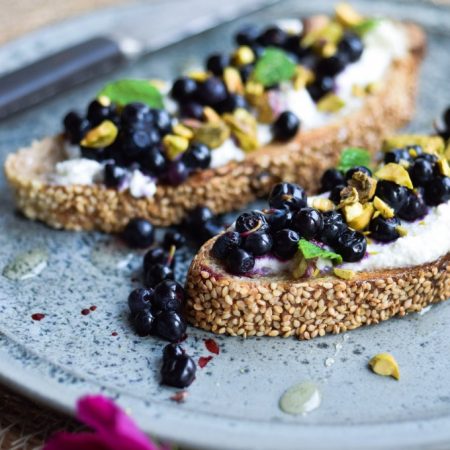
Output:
1,1,450,449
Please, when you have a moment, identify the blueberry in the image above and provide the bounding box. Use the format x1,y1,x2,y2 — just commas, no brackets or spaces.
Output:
185,206,214,227
196,77,228,105
63,111,90,144
87,99,117,126
179,101,204,120
268,182,307,211
409,158,435,186
307,76,334,101
154,310,187,342
171,77,198,102
375,180,408,212
338,32,363,63
161,353,196,388
284,34,302,54
121,103,153,128
123,218,155,248
335,230,367,262
211,231,242,260
225,248,255,274
127,288,154,314
265,208,293,231
143,247,169,273
243,231,272,256
257,26,287,47
272,229,300,260
416,153,438,163
320,168,345,192
153,280,185,312
291,207,324,240
163,230,186,250
216,94,248,113
398,191,427,221
345,166,372,180
140,146,168,175
165,160,190,186
250,44,265,59
424,176,450,206
151,109,172,135
163,343,184,361
316,52,348,77
329,183,345,204
369,216,401,242
320,210,347,245
104,163,127,188
235,211,268,233
132,309,155,336
235,24,259,46
144,263,174,288
121,128,160,160
384,148,413,165
182,143,211,170
206,53,230,76
272,111,300,141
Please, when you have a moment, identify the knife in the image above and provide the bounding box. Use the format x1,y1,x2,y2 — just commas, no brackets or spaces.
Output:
0,0,278,119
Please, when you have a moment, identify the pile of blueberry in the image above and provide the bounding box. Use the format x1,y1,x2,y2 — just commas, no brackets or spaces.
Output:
212,181,367,275
122,218,196,387
63,101,212,187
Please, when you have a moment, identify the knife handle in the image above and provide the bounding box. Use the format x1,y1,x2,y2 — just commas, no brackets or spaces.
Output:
0,37,124,119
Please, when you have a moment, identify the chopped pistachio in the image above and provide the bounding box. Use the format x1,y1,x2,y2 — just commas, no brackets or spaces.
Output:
395,225,408,237
97,95,111,106
192,121,230,149
342,201,363,222
345,202,373,231
203,106,222,123
335,3,364,27
382,135,445,156
301,22,343,50
173,123,194,140
366,82,381,94
80,120,118,148
445,142,450,161
348,171,377,203
321,42,337,58
339,186,359,206
369,353,400,380
292,253,308,279
373,196,395,219
351,84,366,97
293,65,315,90
317,93,345,113
437,158,450,177
223,108,259,152
375,163,413,189
163,134,190,160
254,92,276,124
312,197,335,212
244,80,265,107
333,267,355,280
188,71,209,82
223,67,244,95
232,46,255,66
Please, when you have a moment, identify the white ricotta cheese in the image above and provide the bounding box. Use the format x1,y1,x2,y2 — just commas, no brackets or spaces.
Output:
128,170,157,198
341,201,450,272
210,139,246,168
252,256,292,276
52,158,103,185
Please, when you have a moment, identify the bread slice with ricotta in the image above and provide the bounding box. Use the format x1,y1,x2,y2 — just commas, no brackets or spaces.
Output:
4,19,425,232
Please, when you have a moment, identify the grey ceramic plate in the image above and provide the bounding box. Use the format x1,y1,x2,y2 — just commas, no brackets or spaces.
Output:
1,1,450,449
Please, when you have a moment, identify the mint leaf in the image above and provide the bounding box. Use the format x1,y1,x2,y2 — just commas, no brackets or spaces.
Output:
98,79,164,109
253,47,296,87
337,147,371,173
351,18,381,36
298,239,343,264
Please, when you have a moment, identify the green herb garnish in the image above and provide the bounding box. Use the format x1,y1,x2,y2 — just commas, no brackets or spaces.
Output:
298,239,343,264
337,147,371,173
253,47,296,87
351,18,381,36
98,79,164,109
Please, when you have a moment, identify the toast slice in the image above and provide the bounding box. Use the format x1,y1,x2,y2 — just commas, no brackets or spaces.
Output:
186,237,450,340
4,22,425,232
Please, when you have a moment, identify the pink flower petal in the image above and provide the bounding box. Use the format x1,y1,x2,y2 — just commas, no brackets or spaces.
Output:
43,432,110,450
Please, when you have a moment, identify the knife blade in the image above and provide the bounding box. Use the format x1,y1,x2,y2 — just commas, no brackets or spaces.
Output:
0,0,278,119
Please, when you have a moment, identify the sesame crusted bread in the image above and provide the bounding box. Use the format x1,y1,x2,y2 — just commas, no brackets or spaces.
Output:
4,23,425,232
185,236,450,340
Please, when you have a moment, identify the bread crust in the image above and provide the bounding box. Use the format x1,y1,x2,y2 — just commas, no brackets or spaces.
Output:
4,24,426,232
185,236,450,340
